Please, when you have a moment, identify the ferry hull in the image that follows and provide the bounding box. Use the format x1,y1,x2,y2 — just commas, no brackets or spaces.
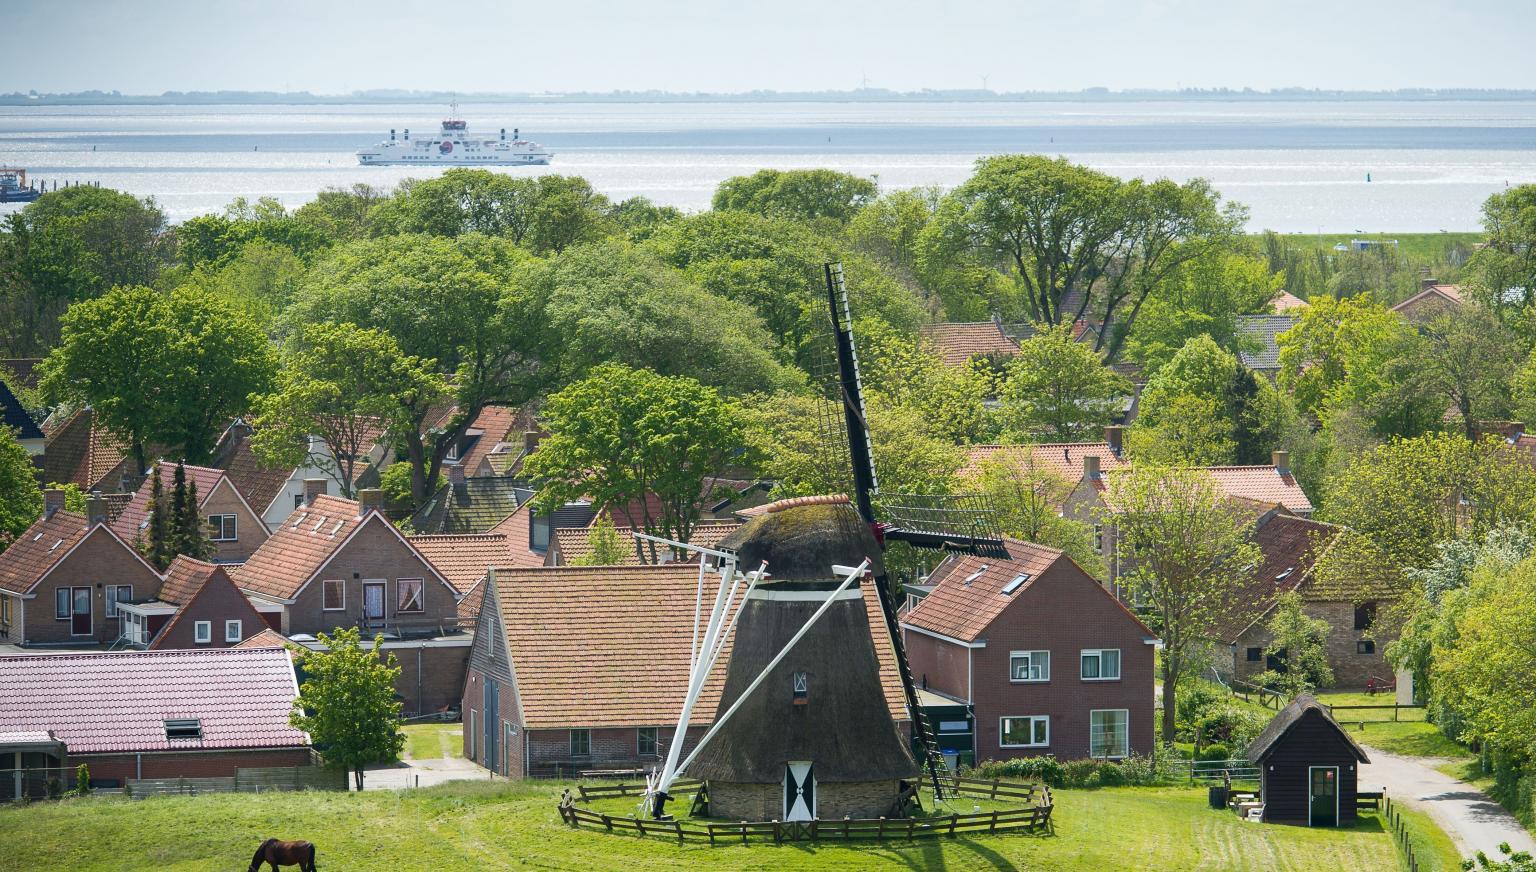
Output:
356,153,553,167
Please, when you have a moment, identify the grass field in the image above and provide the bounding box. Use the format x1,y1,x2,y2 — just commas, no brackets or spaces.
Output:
402,723,463,761
0,781,1420,872
1314,691,1474,760
1258,231,1483,264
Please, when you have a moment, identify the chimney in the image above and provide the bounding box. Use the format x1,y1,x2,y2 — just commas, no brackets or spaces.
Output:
448,463,467,486
358,488,384,514
1272,450,1291,475
86,495,108,527
522,430,541,454
1104,425,1125,457
303,478,328,506
1421,277,1440,291
1083,454,1101,480
43,488,65,519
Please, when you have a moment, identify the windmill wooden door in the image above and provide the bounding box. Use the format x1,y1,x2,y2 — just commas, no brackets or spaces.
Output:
784,762,815,822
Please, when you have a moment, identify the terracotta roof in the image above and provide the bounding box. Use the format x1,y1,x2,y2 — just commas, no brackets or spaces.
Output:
0,511,97,594
1392,284,1465,318
486,501,551,569
408,533,510,594
231,495,371,600
212,422,294,517
455,405,528,477
1270,291,1309,312
234,628,292,650
552,521,742,566
1212,513,1341,643
963,442,1128,484
110,462,230,544
1205,466,1314,515
1236,314,1299,371
42,409,134,492
0,358,43,392
148,560,266,651
0,647,307,753
918,322,1021,368
157,556,222,606
492,564,905,730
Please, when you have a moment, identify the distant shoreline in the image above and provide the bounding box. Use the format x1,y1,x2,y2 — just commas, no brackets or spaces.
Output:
5,88,1536,107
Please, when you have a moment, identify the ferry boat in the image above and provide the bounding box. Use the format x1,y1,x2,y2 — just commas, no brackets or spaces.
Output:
0,168,41,203
356,108,553,167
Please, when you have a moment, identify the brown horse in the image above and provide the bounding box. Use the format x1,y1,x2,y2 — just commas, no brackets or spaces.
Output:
247,839,316,872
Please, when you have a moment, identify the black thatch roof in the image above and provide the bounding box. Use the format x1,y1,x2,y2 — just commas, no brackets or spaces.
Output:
690,501,916,784
718,498,884,583
1246,693,1371,764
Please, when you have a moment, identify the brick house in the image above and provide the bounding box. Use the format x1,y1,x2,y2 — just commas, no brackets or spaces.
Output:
0,493,163,646
1392,282,1463,322
231,492,473,715
111,461,270,564
463,563,907,778
902,539,1158,764
918,321,1021,368
40,408,139,494
212,419,393,530
116,556,268,650
0,646,312,793
1214,511,1395,689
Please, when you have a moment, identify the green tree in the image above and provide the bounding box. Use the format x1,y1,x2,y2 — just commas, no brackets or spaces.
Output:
1466,184,1536,341
606,196,682,242
39,285,276,471
178,237,308,331
289,627,405,791
1131,335,1280,466
1252,591,1334,697
1104,466,1260,742
174,196,332,269
138,464,173,570
290,183,388,242
573,515,629,566
974,452,1103,576
1121,249,1278,378
41,482,87,514
169,461,213,562
848,186,943,275
0,186,171,354
525,365,742,561
251,323,447,498
859,319,995,444
711,169,877,225
997,324,1130,442
288,234,544,506
1415,304,1520,437
370,170,611,254
0,427,42,553
1126,394,1237,467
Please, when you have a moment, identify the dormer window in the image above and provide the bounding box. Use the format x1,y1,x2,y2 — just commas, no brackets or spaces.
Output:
164,718,202,740
792,671,808,704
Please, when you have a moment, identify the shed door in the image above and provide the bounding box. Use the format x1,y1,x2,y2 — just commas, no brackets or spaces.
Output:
1309,766,1338,827
483,679,498,772
71,588,91,636
784,762,815,822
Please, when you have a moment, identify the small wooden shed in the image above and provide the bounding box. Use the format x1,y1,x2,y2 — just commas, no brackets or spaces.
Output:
1246,694,1370,826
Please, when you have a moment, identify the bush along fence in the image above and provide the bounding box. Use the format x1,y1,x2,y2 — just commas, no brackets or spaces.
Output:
558,778,1053,845
1384,796,1425,872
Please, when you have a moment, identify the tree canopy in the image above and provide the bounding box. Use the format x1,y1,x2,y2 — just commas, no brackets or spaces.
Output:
289,627,405,791
711,169,877,225
0,426,42,553
998,324,1129,442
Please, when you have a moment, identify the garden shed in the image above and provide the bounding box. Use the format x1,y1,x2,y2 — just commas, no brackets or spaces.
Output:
1246,694,1370,826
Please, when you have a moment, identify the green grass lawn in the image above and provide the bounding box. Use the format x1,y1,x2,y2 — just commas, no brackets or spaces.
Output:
1314,691,1473,760
1394,800,1468,872
402,723,463,761
0,781,1421,872
1258,231,1483,264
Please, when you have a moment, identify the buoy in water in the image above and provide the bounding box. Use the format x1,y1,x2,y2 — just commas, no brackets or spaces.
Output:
1366,172,1372,182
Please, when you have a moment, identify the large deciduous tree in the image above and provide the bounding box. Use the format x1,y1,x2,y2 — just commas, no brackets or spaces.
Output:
289,627,405,791
0,426,42,553
1131,335,1280,466
1466,184,1536,341
711,169,877,225
369,169,611,254
973,452,1103,576
1105,466,1259,742
998,323,1130,442
251,322,446,499
524,364,742,560
38,285,276,471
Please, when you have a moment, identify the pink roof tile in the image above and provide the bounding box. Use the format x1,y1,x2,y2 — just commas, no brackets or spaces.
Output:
918,322,1021,368
0,647,307,753
110,462,230,544
230,494,369,600
1271,291,1309,312
485,501,547,569
234,628,292,650
963,442,1128,484
552,521,742,566
1213,513,1341,643
408,533,511,594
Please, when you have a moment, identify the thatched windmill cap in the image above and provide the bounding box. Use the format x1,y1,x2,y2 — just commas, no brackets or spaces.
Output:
719,495,884,584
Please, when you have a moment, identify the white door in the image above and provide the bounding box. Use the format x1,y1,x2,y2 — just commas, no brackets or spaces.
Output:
784,762,815,822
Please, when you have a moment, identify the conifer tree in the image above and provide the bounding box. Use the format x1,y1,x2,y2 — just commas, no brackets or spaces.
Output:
139,464,172,570
169,462,213,561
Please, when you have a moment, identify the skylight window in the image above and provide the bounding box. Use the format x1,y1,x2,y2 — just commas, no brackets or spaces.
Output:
1275,567,1294,580
1001,573,1031,595
164,718,202,740
311,516,328,533
328,519,344,536
963,566,988,585
47,539,62,552
290,512,309,529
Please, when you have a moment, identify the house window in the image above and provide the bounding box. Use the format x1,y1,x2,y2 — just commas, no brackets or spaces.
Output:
1009,650,1050,682
999,716,1049,748
638,727,658,758
207,514,237,542
194,621,212,644
1090,709,1130,758
0,595,10,629
1081,649,1121,681
55,587,70,619
445,441,460,462
1354,601,1376,631
164,718,202,740
323,579,345,611
1093,524,1104,552
530,511,551,552
294,493,306,509
105,585,132,618
570,728,591,757
1357,640,1375,655
397,579,424,613
225,619,243,643
1246,647,1263,662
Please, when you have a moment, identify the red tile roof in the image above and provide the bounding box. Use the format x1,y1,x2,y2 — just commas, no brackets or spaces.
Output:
230,495,370,601
0,512,108,594
552,521,742,566
157,556,221,606
213,422,294,517
1212,514,1342,643
491,564,906,730
963,442,1128,484
0,647,307,753
1204,466,1314,515
407,532,513,621
456,405,531,476
485,501,547,569
148,559,265,651
1271,291,1309,312
42,409,134,492
918,322,1022,368
234,628,292,650
110,462,232,544
1392,284,1465,318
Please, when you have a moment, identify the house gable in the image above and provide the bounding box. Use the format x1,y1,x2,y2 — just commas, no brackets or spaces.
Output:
148,563,267,650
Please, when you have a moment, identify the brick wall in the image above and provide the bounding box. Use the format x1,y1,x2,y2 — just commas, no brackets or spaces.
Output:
390,643,469,717
25,526,163,645
204,478,269,564
74,748,315,782
905,629,970,701
283,518,458,636
1231,600,1392,689
150,570,266,650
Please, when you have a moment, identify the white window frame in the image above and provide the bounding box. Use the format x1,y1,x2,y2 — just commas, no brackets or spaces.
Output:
105,584,132,619
225,619,242,643
55,588,70,620
1080,648,1122,681
1009,650,1050,682
1090,709,1130,759
208,514,238,542
322,579,345,611
396,578,424,613
999,715,1050,749
194,621,212,644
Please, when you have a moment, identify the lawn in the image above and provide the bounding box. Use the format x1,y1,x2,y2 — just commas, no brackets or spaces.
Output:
1314,691,1473,760
402,723,463,761
0,781,1418,872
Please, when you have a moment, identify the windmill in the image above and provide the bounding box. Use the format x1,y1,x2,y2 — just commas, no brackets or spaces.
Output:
640,263,1006,820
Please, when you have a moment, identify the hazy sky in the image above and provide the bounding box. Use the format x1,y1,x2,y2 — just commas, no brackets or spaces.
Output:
3,0,1533,94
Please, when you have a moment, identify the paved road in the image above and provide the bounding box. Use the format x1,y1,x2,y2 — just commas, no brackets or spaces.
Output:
1359,747,1536,860
361,754,489,790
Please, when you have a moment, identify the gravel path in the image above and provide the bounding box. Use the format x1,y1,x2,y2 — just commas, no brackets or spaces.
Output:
1359,748,1536,860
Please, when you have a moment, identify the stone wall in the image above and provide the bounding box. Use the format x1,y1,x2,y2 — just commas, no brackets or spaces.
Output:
1230,599,1391,689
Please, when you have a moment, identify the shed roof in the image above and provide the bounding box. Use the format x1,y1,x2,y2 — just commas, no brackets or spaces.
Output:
1246,693,1370,764
0,647,307,753
234,628,292,650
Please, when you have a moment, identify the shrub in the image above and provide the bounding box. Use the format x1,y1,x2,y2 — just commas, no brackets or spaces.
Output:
1197,743,1232,762
1062,759,1103,788
1176,683,1225,740
968,755,1066,787
74,764,90,796
1096,762,1126,786
1196,702,1270,749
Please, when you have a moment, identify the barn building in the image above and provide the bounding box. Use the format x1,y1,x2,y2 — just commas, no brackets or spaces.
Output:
1246,694,1370,826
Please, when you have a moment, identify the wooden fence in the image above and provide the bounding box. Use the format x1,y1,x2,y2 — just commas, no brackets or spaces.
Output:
558,778,1053,844
124,766,345,798
1324,703,1426,723
1384,796,1424,872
